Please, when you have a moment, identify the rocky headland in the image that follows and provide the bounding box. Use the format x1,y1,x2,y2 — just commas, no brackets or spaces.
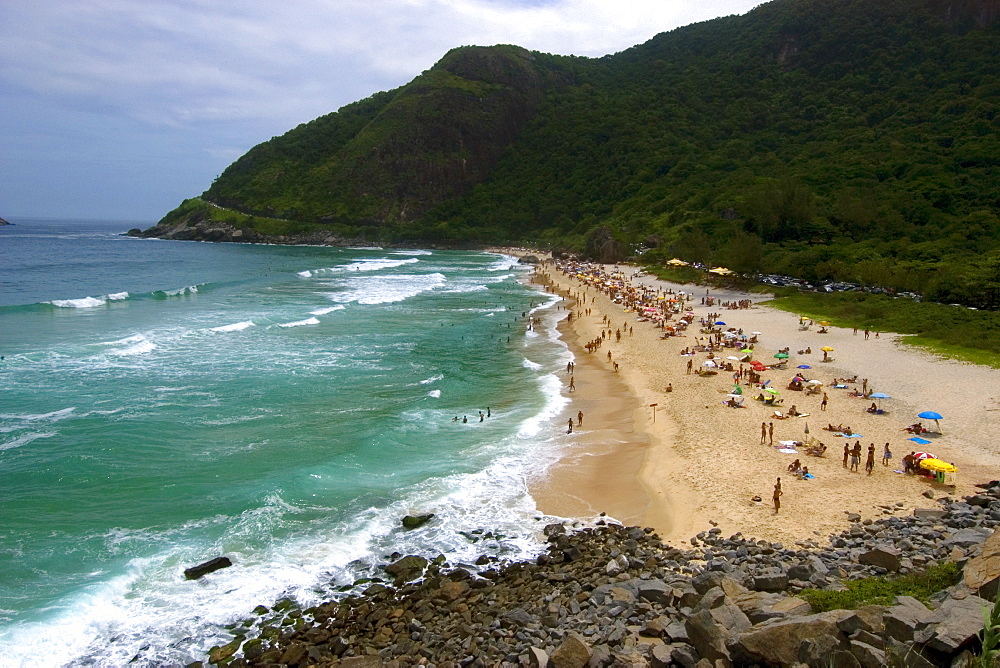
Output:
199,482,1000,667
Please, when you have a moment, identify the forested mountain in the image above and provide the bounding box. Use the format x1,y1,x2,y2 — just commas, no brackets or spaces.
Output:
145,0,1000,307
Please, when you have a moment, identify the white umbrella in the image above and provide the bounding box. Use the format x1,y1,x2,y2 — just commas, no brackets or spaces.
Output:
703,360,717,367
726,356,741,361
806,380,824,386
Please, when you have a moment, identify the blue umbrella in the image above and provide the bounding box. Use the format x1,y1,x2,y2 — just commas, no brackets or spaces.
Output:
870,393,891,399
917,411,943,433
909,437,931,445
797,364,811,369
715,321,726,325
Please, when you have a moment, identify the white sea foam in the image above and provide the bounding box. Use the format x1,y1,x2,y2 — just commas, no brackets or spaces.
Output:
106,292,129,301
49,296,106,308
210,321,255,332
0,407,76,422
419,374,444,385
427,390,441,398
522,358,543,370
299,258,418,279
326,273,446,305
0,431,56,451
109,339,156,356
391,249,432,255
277,317,320,328
310,305,345,316
517,373,569,439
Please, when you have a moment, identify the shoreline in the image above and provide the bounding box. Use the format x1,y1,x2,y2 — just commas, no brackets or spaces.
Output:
512,252,1000,546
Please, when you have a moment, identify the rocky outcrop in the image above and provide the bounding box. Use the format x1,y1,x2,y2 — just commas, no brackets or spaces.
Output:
201,484,1000,667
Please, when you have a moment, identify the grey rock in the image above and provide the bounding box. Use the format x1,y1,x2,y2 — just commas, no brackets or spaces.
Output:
884,596,932,642
913,593,988,653
859,545,901,571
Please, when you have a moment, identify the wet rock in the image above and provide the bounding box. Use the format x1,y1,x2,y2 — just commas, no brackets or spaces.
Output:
184,556,233,580
402,513,435,530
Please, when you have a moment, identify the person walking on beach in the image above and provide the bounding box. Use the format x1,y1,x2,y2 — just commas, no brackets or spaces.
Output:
577,411,583,427
768,422,774,445
761,422,768,444
568,376,575,392
865,443,876,475
567,418,573,434
773,479,783,514
686,359,693,374
850,443,862,471
882,443,892,466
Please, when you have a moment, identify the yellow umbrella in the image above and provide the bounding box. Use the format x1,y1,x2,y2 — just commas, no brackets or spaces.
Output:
709,267,732,275
666,258,689,266
821,346,835,352
818,321,831,326
919,458,957,473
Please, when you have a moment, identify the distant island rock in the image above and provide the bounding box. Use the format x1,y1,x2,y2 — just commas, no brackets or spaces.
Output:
0,217,11,225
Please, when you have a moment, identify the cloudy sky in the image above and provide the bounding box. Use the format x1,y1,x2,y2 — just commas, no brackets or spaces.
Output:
1,0,762,222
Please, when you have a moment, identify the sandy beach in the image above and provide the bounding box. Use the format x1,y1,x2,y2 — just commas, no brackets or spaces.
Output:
517,254,1000,547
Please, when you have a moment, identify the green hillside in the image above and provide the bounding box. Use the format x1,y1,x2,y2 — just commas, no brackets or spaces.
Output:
148,0,1000,307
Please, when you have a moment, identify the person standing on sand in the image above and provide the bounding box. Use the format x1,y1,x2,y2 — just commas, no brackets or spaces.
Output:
865,443,876,475
567,418,573,434
882,443,892,466
577,411,583,427
843,443,850,467
761,422,768,444
851,443,862,471
687,359,693,374
768,422,774,445
773,479,783,513
821,393,828,411
568,376,575,392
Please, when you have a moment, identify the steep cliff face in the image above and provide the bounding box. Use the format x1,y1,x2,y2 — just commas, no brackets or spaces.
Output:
203,45,572,225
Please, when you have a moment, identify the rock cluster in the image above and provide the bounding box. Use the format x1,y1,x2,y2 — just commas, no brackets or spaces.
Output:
202,482,1000,667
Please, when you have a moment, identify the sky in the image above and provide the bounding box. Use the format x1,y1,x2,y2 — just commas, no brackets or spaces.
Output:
1,0,762,222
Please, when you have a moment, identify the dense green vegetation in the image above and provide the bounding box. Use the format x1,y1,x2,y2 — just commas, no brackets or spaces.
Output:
158,0,999,309
799,560,961,612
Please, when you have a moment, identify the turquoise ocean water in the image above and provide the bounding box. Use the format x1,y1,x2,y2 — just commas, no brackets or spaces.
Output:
0,219,572,666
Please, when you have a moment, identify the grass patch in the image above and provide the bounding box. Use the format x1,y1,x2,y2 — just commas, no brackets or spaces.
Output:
800,561,961,612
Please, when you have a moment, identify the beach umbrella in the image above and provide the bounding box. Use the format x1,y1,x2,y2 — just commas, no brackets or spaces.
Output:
741,347,753,353
804,422,810,434
908,437,932,445
752,331,762,335
703,360,717,367
715,321,726,325
912,451,936,461
919,458,957,473
806,380,823,386
819,320,831,326
917,411,943,432
774,352,789,359
726,355,741,360
797,364,812,369
751,361,767,371
820,346,835,352
764,387,780,395
871,393,891,399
